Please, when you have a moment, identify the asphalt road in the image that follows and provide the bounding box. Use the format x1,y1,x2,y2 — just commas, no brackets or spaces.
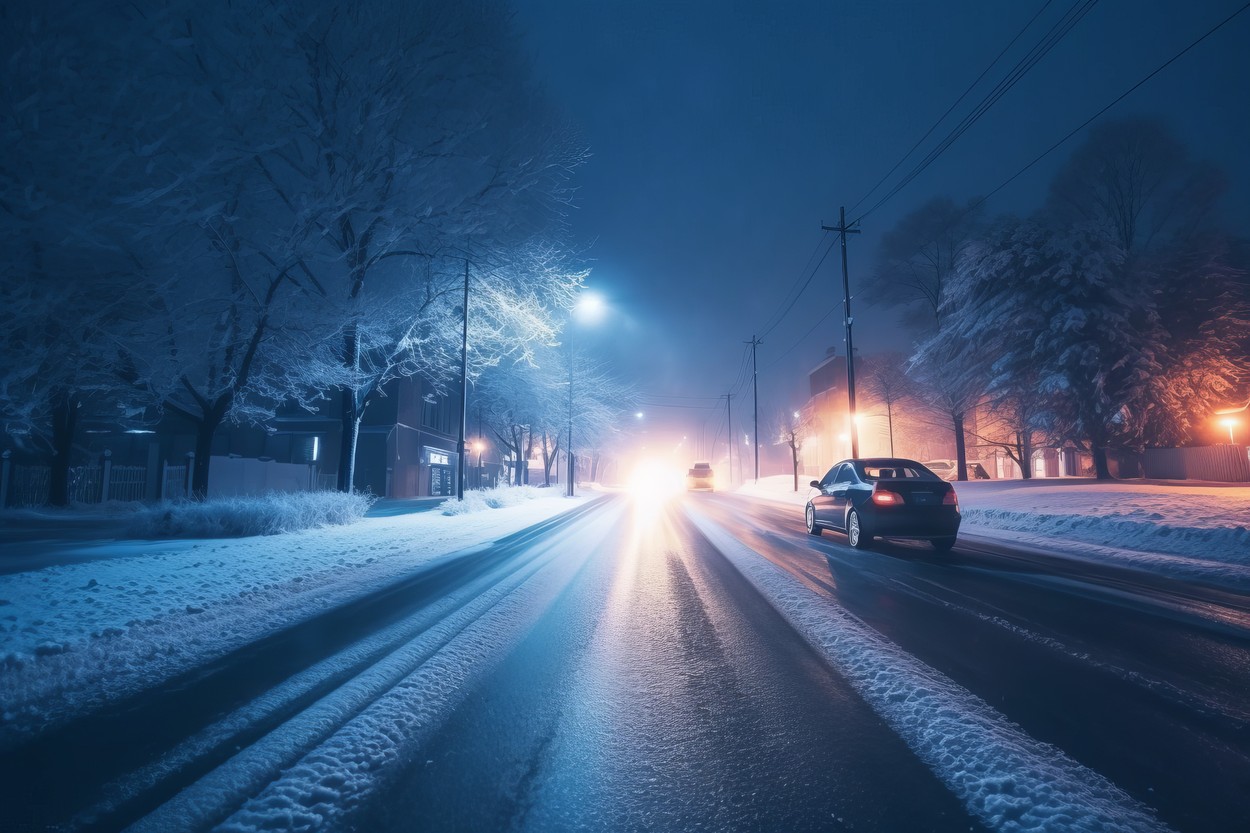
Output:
690,492,1250,833
6,491,1248,832
356,496,980,832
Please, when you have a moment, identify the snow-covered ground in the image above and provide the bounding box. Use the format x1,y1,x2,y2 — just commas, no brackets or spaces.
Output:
0,491,589,738
738,475,1250,590
3,476,1249,739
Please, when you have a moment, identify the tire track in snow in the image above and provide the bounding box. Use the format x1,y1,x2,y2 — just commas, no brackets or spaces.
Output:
128,500,624,833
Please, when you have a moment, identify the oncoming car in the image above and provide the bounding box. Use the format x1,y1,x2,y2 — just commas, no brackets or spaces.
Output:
686,462,714,491
804,458,960,551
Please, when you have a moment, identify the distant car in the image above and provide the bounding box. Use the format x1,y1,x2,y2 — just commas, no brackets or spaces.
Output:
686,462,715,491
921,459,991,480
805,458,960,551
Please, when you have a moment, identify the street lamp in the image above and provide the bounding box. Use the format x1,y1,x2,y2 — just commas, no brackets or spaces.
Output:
1220,417,1238,444
567,290,606,497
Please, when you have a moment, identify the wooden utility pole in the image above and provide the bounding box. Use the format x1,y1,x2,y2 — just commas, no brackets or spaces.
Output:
723,392,734,486
822,207,861,458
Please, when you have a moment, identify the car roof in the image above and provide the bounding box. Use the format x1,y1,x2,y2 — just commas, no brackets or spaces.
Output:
835,457,927,468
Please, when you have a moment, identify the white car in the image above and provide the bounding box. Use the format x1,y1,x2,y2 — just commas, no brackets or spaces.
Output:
922,459,957,480
922,459,992,480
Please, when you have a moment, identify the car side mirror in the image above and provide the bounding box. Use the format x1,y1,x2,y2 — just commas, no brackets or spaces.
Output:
809,480,821,489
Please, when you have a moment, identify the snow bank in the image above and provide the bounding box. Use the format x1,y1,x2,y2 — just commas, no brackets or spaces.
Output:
126,491,376,538
0,493,587,740
738,475,1250,578
439,484,550,515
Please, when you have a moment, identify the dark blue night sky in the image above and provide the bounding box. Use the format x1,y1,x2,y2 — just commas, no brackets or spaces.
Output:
513,0,1250,439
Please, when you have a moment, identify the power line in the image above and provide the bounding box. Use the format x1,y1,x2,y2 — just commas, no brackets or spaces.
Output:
972,0,1250,211
759,237,838,340
743,0,1081,374
757,236,837,339
764,306,836,370
889,0,1250,270
855,0,1100,224
848,0,1058,216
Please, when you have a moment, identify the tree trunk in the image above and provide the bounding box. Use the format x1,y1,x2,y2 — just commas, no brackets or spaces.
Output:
337,388,360,492
790,440,799,492
953,411,968,481
1092,445,1113,480
1020,432,1033,480
190,406,227,500
47,389,78,507
541,441,552,486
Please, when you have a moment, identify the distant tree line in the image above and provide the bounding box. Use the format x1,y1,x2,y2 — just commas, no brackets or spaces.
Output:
0,0,630,503
870,117,1249,480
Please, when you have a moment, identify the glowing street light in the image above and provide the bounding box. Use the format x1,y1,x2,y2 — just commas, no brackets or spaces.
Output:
1220,417,1239,444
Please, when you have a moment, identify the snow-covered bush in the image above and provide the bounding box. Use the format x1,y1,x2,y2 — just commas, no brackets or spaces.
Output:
440,484,548,516
127,491,375,538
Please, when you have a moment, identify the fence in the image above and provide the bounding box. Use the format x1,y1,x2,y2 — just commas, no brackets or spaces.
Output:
1,454,367,507
162,463,189,501
0,452,196,507
1142,445,1250,482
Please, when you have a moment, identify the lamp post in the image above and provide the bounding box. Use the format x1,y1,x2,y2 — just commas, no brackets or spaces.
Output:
1220,417,1238,445
567,291,605,497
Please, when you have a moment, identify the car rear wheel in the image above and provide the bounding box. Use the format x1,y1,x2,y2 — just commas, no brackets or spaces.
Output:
805,504,822,536
847,509,872,549
931,536,956,552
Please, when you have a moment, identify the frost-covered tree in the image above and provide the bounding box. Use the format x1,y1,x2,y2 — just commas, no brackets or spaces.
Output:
1016,226,1157,479
0,7,170,502
908,335,985,481
1136,239,1250,444
225,1,585,492
475,337,631,487
938,219,1055,478
856,352,917,457
771,408,814,492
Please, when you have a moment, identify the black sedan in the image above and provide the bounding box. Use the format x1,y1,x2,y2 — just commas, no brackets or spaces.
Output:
804,458,960,551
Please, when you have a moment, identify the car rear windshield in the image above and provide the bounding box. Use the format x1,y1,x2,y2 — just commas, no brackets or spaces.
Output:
859,464,939,481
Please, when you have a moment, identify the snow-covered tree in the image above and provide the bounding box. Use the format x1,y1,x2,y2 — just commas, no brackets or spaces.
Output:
475,337,632,487
0,7,169,502
225,1,586,491
855,352,917,458
937,219,1055,478
771,408,814,492
908,335,985,481
1136,239,1250,444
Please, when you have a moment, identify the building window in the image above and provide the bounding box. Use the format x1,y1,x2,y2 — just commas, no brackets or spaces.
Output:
421,394,455,435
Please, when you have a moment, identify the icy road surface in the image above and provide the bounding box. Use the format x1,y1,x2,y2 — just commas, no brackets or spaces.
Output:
3,489,1249,832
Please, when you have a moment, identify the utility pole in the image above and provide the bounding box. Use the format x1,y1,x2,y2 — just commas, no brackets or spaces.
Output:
822,207,861,458
746,335,761,482
456,257,470,499
723,392,734,487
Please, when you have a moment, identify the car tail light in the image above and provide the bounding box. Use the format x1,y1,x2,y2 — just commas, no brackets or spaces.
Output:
943,489,959,508
872,485,903,506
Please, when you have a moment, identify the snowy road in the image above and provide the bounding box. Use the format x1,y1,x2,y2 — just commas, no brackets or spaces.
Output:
691,492,1250,833
3,491,1249,832
354,493,977,832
